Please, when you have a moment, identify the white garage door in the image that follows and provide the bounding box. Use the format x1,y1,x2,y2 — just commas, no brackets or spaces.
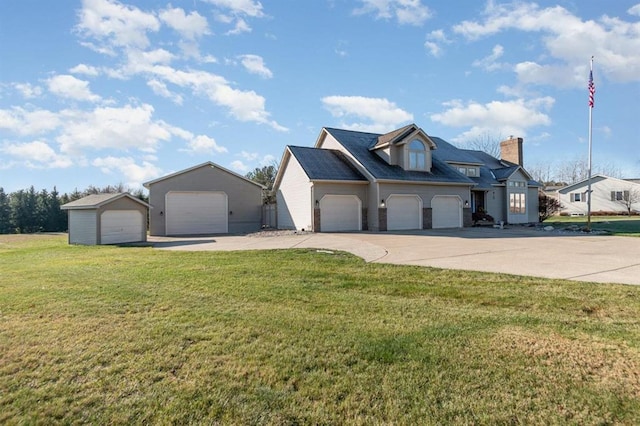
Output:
320,195,361,232
387,195,422,230
432,196,462,229
101,210,144,244
166,191,228,235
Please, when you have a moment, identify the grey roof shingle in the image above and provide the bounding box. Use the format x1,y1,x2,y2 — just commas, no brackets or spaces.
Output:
61,193,150,210
324,128,474,184
288,146,367,181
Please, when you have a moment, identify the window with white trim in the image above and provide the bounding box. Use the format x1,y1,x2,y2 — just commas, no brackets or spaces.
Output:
509,192,526,214
408,140,426,170
571,192,585,202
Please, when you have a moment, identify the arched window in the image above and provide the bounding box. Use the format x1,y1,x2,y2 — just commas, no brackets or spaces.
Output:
409,140,426,170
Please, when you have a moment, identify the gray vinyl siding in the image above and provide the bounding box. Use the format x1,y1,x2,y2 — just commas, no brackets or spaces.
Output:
68,210,97,245
276,156,312,230
148,164,263,236
485,187,505,223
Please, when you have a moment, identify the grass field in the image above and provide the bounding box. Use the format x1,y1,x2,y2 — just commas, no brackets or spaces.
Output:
1,234,640,424
544,215,640,236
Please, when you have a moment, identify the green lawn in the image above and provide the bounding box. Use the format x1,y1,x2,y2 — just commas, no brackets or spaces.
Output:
544,215,640,236
2,234,640,424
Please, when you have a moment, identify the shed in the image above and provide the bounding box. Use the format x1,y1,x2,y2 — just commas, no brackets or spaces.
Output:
143,162,265,236
61,193,150,245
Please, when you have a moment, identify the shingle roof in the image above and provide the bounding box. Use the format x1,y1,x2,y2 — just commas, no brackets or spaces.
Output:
373,124,417,149
288,146,367,181
324,127,474,184
61,193,150,210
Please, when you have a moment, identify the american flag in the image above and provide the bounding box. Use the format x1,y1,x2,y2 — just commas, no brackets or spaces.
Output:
588,69,595,108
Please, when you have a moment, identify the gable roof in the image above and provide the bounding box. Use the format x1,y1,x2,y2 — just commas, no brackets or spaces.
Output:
558,174,640,193
323,127,474,185
372,123,436,150
288,146,367,181
61,193,150,210
143,161,265,189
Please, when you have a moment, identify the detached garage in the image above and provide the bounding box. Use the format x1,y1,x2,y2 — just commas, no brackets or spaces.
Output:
61,193,150,245
144,162,264,236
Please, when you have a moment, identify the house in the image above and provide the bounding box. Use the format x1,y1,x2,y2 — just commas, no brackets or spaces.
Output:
61,193,150,245
273,124,540,232
144,161,265,236
557,174,640,215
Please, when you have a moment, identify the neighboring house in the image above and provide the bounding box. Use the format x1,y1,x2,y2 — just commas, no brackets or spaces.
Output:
557,174,640,215
273,124,540,232
144,162,265,236
61,193,150,245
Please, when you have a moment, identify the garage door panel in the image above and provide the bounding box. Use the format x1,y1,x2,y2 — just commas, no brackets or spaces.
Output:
432,196,462,229
166,192,228,235
101,210,144,244
387,195,421,231
320,195,361,232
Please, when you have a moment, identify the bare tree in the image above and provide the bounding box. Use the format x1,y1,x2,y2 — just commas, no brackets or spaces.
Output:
463,131,503,158
613,187,640,216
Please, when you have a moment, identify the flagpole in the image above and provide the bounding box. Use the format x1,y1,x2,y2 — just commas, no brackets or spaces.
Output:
586,56,594,232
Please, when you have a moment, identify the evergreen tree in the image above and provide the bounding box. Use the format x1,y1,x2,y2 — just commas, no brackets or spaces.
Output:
0,188,11,234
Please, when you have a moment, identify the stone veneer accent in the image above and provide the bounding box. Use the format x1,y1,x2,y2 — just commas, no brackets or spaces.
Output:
463,208,473,227
378,207,387,231
422,208,432,229
313,208,321,232
361,208,368,231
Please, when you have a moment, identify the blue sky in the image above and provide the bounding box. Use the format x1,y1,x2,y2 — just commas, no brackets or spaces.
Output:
1,0,639,193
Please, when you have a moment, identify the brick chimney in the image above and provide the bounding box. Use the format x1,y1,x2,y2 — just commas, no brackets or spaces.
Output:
500,136,523,166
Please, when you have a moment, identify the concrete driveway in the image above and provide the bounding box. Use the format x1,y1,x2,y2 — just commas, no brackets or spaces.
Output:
151,227,640,286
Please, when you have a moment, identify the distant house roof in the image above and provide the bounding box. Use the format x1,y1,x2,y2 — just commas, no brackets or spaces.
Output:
558,174,640,194
323,127,474,184
288,146,367,181
61,193,150,210
143,161,265,189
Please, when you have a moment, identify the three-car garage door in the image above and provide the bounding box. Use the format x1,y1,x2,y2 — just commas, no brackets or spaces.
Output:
101,210,145,244
166,191,228,235
320,195,361,232
387,195,422,230
432,196,462,229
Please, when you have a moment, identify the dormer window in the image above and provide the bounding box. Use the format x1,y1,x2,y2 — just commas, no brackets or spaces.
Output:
409,140,426,170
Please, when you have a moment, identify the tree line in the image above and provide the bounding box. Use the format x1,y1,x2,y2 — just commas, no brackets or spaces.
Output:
0,185,147,235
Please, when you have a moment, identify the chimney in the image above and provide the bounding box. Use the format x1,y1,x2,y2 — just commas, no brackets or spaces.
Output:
500,136,523,166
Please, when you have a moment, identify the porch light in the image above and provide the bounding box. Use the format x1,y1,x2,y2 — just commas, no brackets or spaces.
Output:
380,199,386,208
315,199,319,208
464,200,469,207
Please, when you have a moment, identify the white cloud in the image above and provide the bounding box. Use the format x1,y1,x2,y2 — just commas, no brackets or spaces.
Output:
204,0,264,17
56,104,172,154
226,18,251,35
47,74,101,102
205,0,264,35
92,156,161,188
453,2,640,85
147,79,183,104
629,4,640,17
12,83,42,99
69,63,100,76
159,7,210,40
1,140,73,169
430,97,554,142
230,159,249,173
181,134,228,155
472,44,506,71
354,0,433,26
238,54,273,78
424,30,449,57
0,107,61,136
322,95,413,133
76,0,160,50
